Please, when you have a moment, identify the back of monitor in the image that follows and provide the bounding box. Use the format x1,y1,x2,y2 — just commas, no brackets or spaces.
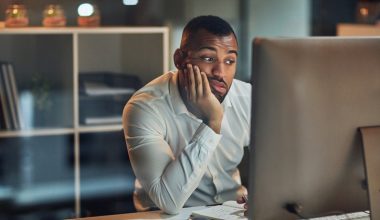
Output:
249,37,380,220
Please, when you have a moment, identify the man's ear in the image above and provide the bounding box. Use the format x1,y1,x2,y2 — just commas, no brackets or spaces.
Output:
174,48,185,70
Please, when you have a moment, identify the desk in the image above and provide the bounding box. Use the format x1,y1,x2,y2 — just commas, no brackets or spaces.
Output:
69,208,370,220
69,206,207,220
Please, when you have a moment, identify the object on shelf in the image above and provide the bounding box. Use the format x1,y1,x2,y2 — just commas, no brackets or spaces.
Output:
77,3,100,27
356,0,380,24
42,4,66,27
0,61,23,130
83,82,136,96
79,72,141,96
0,21,4,28
31,73,52,112
5,4,29,27
79,72,142,125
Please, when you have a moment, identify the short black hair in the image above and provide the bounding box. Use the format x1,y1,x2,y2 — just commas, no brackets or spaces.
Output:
180,15,237,49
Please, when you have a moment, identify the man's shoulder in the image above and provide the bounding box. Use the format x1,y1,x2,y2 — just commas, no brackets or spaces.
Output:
225,79,251,114
129,71,175,104
230,79,252,98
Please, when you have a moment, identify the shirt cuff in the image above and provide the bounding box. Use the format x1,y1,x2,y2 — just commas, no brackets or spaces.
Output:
191,123,222,152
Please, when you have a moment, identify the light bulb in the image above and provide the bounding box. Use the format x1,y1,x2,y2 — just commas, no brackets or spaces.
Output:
123,0,138,6
78,3,94,16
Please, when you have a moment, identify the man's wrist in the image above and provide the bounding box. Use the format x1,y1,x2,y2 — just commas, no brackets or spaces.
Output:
204,118,222,134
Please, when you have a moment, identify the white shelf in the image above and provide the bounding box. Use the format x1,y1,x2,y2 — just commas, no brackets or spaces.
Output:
0,27,169,136
78,124,123,133
0,26,169,34
0,125,125,137
0,128,74,138
0,27,169,218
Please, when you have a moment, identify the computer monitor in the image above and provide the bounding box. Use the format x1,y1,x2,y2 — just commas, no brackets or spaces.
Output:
248,37,380,220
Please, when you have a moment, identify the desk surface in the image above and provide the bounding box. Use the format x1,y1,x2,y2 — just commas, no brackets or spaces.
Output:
70,206,206,220
70,208,370,220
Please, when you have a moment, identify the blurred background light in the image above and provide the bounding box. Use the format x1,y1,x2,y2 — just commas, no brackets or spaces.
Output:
123,0,138,6
77,3,94,16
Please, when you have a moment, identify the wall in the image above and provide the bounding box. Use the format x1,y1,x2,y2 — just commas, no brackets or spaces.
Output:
0,0,312,81
164,0,241,74
240,0,311,81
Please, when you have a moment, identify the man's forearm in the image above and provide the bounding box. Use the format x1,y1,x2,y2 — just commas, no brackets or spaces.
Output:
130,124,221,214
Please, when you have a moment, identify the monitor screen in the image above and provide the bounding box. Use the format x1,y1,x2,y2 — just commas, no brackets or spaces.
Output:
248,37,380,219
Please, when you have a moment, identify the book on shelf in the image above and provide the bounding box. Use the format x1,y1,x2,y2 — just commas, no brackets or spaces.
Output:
0,62,12,130
7,63,24,129
191,200,247,220
1,64,17,129
0,96,5,129
0,62,22,130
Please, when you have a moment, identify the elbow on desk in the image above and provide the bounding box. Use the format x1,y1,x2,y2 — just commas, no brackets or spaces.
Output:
151,194,183,215
156,201,182,215
147,183,186,215
161,206,180,215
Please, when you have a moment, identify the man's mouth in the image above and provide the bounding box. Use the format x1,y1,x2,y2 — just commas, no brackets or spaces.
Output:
209,79,227,94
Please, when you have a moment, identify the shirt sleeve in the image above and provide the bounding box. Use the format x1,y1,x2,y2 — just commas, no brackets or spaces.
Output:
122,101,221,214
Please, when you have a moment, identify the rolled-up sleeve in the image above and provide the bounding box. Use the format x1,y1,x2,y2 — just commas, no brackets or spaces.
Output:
122,100,221,214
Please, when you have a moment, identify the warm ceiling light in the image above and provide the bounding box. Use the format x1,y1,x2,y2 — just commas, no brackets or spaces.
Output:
77,3,94,16
123,0,138,6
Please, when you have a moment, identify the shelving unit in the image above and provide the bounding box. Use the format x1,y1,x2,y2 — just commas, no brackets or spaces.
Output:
0,27,169,219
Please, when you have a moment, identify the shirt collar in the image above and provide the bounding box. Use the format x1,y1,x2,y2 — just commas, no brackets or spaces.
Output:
222,84,233,109
169,71,233,115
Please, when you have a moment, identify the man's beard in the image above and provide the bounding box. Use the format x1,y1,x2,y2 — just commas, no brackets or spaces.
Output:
211,89,228,103
208,77,229,103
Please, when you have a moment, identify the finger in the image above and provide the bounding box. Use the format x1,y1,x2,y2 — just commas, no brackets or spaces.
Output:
201,71,211,95
187,64,196,101
244,203,248,209
184,68,190,100
184,68,188,92
243,194,248,203
194,65,203,97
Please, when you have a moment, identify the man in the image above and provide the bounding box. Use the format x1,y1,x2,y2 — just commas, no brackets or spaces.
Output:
122,15,251,214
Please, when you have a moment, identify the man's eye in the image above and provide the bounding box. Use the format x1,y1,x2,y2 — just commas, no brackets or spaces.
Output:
225,59,236,65
202,57,215,62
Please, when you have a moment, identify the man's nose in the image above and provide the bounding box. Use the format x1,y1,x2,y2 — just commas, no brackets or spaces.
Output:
211,61,225,79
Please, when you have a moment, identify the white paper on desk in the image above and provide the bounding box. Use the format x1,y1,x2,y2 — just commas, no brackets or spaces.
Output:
191,200,247,220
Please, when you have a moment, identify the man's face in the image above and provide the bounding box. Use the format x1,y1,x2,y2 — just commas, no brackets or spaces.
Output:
181,29,238,102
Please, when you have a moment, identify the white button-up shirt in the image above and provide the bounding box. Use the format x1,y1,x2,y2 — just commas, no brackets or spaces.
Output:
122,71,251,214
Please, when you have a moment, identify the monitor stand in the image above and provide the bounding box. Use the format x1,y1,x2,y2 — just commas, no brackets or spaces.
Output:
360,126,380,220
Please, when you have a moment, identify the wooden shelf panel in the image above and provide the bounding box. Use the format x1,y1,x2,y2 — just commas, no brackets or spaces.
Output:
0,27,169,35
337,24,380,36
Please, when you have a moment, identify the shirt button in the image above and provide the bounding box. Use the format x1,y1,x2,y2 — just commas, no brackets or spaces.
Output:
214,195,222,203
